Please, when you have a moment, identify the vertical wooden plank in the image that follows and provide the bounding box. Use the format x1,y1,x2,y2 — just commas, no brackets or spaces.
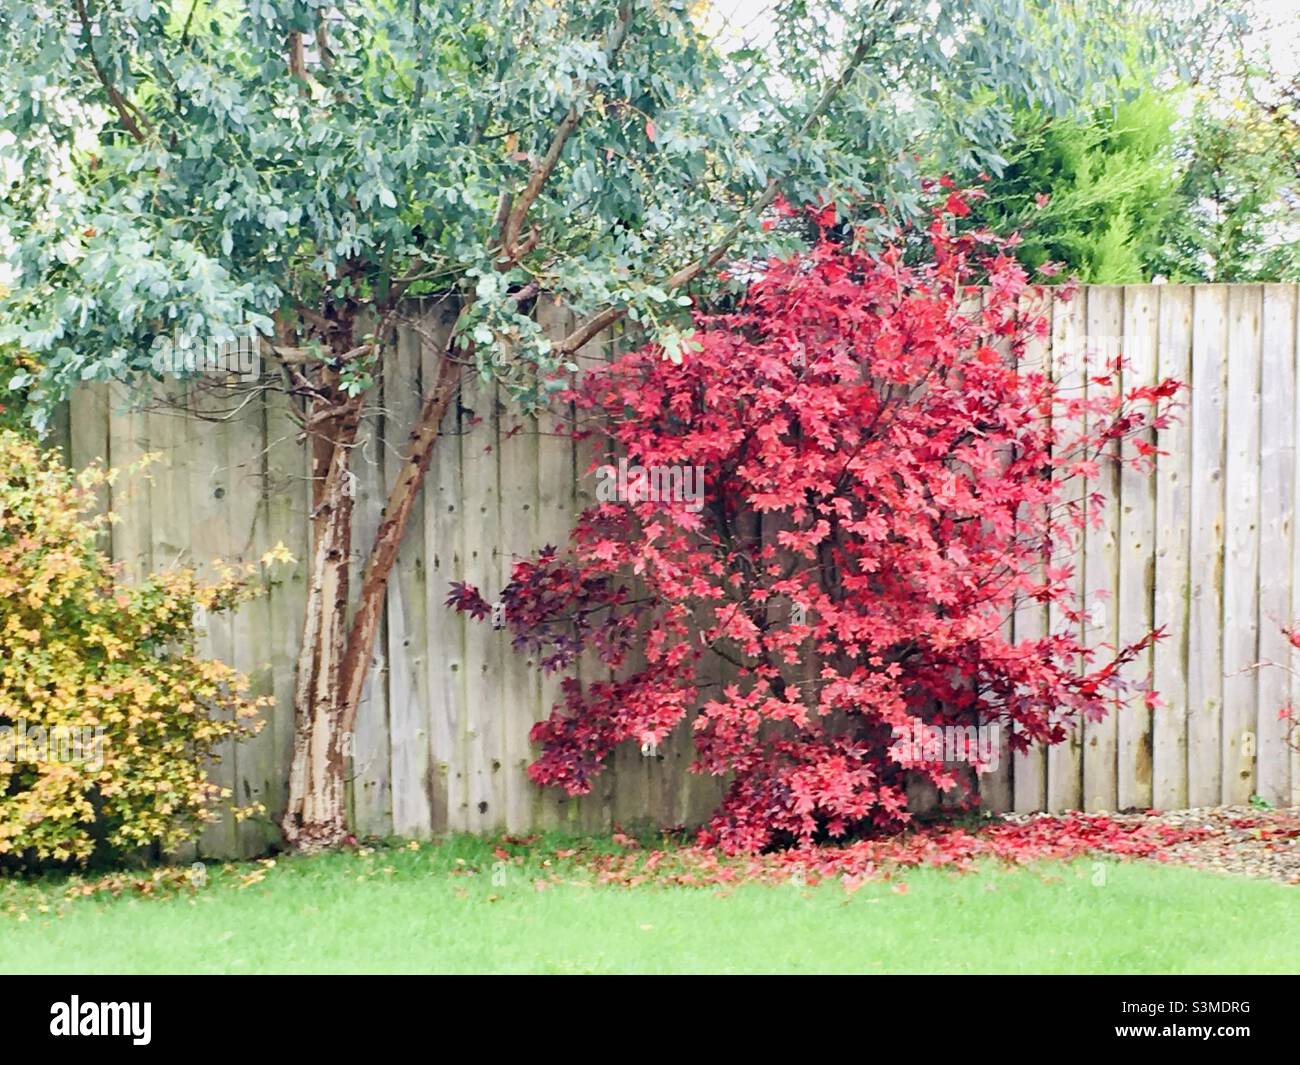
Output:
460,364,505,832
572,322,616,833
684,569,731,829
498,387,543,835
531,296,575,831
144,383,196,861
607,323,654,832
223,384,274,856
1256,285,1296,805
609,613,652,831
1117,285,1158,810
69,383,112,558
187,384,238,858
107,383,153,583
1187,285,1228,807
145,387,192,573
1047,290,1086,813
1293,289,1300,808
683,660,728,828
263,385,310,844
1013,289,1052,812
1082,286,1121,812
350,363,392,837
651,704,688,828
385,320,434,839
979,289,1013,813
645,655,702,830
422,298,467,833
1222,285,1262,806
659,558,737,832
1152,286,1193,810
69,381,111,490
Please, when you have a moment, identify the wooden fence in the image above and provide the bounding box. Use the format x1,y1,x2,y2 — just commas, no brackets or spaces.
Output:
48,284,1300,857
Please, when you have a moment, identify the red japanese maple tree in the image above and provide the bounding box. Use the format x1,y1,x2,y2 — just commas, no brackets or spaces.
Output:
450,190,1180,853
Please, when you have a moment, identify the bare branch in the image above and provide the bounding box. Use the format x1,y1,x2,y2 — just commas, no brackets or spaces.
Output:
270,342,372,366
75,0,151,144
492,189,514,247
288,31,307,80
315,15,333,70
180,0,200,44
497,2,635,263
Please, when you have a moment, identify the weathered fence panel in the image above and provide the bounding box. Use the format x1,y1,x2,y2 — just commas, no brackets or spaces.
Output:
1188,286,1229,807
1012,288,1050,813
1152,286,1193,810
1048,289,1086,813
54,285,1300,855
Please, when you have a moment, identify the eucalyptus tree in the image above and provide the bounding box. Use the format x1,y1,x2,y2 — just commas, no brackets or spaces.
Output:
1,0,1175,847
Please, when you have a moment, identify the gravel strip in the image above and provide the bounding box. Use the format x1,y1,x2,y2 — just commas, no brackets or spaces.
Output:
1005,805,1300,884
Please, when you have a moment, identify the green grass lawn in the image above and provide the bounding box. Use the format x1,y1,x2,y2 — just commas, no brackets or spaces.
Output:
1,834,1295,974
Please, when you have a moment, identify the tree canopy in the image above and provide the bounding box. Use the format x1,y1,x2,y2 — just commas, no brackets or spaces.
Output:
1,0,1186,424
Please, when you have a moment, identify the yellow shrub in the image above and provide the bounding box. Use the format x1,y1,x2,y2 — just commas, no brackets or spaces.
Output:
0,430,274,863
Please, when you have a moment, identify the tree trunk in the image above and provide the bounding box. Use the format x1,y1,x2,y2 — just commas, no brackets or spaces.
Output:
280,352,463,849
281,396,360,848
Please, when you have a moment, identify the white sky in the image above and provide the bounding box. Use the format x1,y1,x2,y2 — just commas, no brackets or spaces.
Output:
1246,0,1300,80
702,0,1299,82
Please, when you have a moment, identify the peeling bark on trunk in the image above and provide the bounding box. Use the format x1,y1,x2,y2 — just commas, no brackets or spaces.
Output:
281,395,360,849
280,352,462,850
